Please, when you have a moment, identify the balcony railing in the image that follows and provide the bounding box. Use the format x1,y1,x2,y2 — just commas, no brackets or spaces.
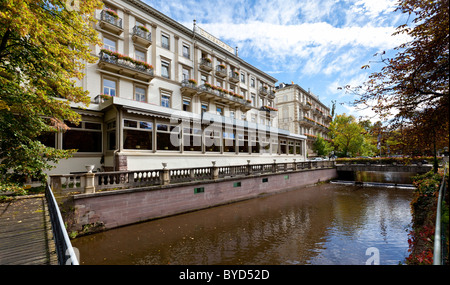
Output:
229,72,239,83
132,26,152,47
199,58,213,72
215,65,227,77
180,80,251,110
98,50,154,81
99,10,123,35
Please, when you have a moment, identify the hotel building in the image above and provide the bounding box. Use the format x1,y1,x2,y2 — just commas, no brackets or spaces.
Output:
276,83,332,157
45,0,307,174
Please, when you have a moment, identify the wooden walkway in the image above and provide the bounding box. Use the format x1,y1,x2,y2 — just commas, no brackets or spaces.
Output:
0,195,58,265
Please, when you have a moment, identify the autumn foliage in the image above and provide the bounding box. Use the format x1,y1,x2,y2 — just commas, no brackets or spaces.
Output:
0,0,103,191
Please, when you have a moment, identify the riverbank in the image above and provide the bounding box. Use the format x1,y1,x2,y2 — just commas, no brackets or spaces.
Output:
406,168,449,265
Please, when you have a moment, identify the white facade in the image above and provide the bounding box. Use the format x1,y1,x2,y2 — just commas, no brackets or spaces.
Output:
44,0,307,174
276,83,332,157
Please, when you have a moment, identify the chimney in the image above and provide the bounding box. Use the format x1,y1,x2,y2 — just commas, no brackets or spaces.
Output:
236,46,239,57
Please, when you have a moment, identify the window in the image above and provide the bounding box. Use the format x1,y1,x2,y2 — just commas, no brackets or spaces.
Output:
63,121,102,153
161,61,170,78
289,141,294,154
272,138,278,154
230,110,235,119
157,123,180,151
223,131,235,153
204,129,221,152
183,127,202,152
123,119,153,150
259,97,264,107
103,78,116,96
161,95,170,108
135,87,146,102
295,142,302,155
201,103,208,114
251,94,256,107
135,49,146,62
251,78,255,88
216,106,224,116
182,68,190,81
182,100,190,112
250,135,260,154
280,139,287,154
241,72,245,83
103,37,116,52
107,121,116,150
201,74,208,85
261,136,270,153
182,45,190,59
161,34,170,49
237,132,248,153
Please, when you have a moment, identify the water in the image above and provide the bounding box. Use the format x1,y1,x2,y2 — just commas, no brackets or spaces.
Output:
72,183,413,265
338,170,416,184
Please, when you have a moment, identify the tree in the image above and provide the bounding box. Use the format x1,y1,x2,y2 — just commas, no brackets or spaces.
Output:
341,0,448,169
0,0,103,191
329,114,368,157
352,0,448,123
313,135,333,157
328,114,378,157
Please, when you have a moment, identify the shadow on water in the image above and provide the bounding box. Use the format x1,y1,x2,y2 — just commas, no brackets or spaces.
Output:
72,183,413,265
337,170,417,185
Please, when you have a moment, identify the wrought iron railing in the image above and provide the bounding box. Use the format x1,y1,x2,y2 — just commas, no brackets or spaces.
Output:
45,184,79,265
433,163,448,265
100,10,122,28
132,25,151,42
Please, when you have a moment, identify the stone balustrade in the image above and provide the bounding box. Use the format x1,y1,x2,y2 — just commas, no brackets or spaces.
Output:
49,160,336,195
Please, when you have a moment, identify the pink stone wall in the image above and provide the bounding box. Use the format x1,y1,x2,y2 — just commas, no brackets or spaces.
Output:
72,168,337,231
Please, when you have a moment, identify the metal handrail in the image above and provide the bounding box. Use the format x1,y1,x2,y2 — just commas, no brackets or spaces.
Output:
45,184,79,265
433,163,448,265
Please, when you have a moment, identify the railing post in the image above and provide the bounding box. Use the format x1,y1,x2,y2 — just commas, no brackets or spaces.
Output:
272,159,277,173
293,159,297,171
50,175,62,194
84,173,95,194
247,160,252,175
212,161,219,180
161,163,170,185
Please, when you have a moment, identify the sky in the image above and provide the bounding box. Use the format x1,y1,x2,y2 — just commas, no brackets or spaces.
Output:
143,0,411,122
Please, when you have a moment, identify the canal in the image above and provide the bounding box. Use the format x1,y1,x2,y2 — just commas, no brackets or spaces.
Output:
72,181,414,265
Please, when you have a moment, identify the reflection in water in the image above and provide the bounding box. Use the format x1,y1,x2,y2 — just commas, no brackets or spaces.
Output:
72,184,413,265
339,171,416,184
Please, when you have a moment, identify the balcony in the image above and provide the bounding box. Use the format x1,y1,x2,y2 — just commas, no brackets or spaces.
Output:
180,81,252,112
268,90,276,99
229,71,239,83
132,26,152,48
215,65,227,78
299,117,315,127
99,9,123,35
259,106,278,113
199,58,213,72
260,87,268,96
98,50,154,82
300,101,312,110
180,79,199,97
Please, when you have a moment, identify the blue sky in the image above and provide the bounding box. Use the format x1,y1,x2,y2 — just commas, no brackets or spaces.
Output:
144,0,411,121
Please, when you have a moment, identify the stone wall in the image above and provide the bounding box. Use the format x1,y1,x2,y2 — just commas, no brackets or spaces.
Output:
69,168,337,232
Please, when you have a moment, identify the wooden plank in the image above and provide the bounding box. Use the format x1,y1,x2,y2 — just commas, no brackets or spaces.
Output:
0,196,57,265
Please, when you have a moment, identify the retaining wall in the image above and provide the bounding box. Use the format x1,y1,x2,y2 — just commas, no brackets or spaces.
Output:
69,168,338,232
